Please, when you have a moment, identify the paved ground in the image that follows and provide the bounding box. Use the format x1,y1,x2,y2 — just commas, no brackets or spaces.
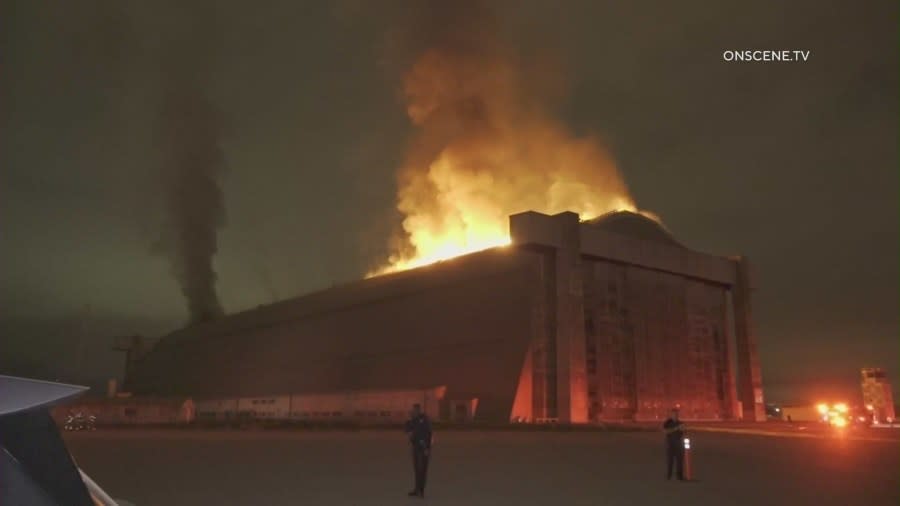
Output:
689,421,900,442
65,428,899,506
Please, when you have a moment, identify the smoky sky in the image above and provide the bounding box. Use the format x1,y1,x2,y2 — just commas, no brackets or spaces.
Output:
1,0,896,403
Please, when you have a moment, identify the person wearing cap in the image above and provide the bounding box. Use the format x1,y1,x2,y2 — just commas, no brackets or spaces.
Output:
662,407,686,480
403,403,433,498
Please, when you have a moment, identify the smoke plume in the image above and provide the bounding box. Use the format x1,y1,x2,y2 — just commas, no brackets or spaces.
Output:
152,7,226,324
372,0,641,275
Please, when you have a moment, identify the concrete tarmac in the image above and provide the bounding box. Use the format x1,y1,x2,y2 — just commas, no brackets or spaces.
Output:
65,428,899,506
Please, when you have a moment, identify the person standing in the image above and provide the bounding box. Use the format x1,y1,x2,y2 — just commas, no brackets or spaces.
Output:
404,403,433,498
662,408,686,481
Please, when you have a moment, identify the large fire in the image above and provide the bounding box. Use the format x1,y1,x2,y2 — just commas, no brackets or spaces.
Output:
369,4,649,277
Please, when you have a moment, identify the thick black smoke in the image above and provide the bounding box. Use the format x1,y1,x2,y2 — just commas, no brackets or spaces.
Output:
152,4,226,325
155,80,225,324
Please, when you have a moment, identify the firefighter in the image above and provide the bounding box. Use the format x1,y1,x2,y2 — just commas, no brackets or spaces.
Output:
404,403,433,498
662,408,686,481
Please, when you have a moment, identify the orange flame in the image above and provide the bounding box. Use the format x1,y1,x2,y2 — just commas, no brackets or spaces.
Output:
369,18,651,277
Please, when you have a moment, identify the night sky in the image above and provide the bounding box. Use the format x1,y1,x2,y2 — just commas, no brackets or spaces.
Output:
2,0,896,404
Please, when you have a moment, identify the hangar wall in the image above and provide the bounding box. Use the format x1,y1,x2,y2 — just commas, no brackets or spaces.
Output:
128,210,765,424
130,247,545,422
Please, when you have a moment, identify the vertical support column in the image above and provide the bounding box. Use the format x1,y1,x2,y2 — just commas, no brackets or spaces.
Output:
509,210,588,423
532,250,557,420
553,212,589,423
721,291,741,420
510,212,557,421
732,257,765,421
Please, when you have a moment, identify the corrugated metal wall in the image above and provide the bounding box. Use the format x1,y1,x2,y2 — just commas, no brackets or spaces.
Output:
583,259,735,421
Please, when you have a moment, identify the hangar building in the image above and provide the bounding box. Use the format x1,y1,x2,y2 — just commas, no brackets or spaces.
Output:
125,210,766,423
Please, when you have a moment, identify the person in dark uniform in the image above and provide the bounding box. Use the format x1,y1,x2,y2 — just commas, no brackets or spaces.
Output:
404,403,433,498
662,408,686,481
